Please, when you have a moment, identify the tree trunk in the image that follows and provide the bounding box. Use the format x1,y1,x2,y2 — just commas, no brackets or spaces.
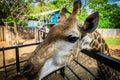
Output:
13,21,19,45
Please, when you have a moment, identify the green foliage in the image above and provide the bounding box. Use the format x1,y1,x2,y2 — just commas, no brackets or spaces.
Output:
30,0,74,14
78,10,88,22
3,18,28,26
17,20,23,26
104,38,120,46
98,16,115,28
0,1,9,25
89,0,120,28
52,0,74,9
3,18,14,26
0,0,31,26
28,16,38,20
1,0,119,29
30,3,56,14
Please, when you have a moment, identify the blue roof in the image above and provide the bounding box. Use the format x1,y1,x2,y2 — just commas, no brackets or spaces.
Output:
50,11,60,24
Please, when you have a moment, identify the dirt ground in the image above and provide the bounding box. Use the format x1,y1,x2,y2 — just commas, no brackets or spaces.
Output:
109,46,120,59
0,39,37,68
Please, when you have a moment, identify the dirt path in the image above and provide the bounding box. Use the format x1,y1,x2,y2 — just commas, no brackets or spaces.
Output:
109,45,120,59
109,45,120,50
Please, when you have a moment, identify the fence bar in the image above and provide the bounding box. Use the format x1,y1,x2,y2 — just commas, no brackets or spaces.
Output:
73,59,98,80
0,42,40,51
60,67,65,79
81,49,120,72
0,59,27,69
60,69,70,80
2,47,7,78
15,47,20,72
67,65,81,80
43,32,46,40
42,67,65,80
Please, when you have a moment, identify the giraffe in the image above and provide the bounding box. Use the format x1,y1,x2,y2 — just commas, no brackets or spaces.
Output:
6,0,120,80
59,2,120,79
77,9,120,80
48,2,120,79
79,30,120,80
7,0,81,80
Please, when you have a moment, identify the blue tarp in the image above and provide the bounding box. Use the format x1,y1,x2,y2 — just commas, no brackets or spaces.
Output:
28,20,39,28
50,11,60,24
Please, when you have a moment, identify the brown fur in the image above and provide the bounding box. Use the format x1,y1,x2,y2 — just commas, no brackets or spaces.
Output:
89,31,110,55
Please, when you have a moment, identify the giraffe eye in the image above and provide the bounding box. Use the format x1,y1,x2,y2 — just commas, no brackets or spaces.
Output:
66,35,79,43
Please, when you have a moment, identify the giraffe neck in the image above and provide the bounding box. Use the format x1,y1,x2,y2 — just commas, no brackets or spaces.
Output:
80,30,110,55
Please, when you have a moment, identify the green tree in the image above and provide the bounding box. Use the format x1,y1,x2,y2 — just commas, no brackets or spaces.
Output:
52,0,74,9
0,0,32,44
108,4,120,28
0,0,10,25
1,0,31,25
88,0,120,28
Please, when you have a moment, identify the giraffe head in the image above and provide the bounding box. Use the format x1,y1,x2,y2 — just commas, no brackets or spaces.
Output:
78,12,109,54
44,0,81,50
78,12,100,50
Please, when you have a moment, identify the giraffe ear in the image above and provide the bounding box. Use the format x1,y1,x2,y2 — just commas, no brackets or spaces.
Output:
82,12,99,33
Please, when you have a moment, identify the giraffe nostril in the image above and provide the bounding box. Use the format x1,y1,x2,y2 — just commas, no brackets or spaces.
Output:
66,35,79,43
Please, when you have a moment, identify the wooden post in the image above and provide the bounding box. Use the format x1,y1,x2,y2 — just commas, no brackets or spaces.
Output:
0,27,2,41
2,26,4,41
38,29,40,42
35,28,38,42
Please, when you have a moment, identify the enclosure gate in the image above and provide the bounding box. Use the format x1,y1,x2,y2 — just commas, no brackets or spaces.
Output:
0,43,120,80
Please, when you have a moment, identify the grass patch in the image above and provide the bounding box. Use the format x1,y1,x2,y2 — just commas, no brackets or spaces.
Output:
104,38,120,46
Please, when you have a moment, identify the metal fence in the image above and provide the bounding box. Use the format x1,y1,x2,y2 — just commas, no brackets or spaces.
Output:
0,43,120,80
43,50,120,80
0,42,40,80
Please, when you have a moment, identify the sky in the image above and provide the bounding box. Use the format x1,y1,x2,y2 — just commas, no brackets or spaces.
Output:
108,0,120,6
108,0,120,3
80,0,120,14
81,0,120,7
32,0,120,7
